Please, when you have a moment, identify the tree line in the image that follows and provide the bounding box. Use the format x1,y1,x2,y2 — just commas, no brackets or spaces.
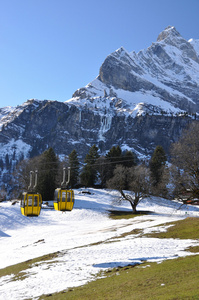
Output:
10,122,199,212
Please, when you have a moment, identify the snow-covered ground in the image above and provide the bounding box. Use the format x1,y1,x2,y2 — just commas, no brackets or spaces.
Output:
0,189,199,300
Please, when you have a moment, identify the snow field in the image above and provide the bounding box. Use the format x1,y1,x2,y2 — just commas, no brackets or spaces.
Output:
0,189,199,300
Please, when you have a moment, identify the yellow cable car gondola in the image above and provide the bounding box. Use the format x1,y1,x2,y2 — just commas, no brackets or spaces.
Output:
21,170,42,217
54,167,74,211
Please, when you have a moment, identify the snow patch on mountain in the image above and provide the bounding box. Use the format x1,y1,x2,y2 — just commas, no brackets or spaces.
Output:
189,38,199,56
0,139,32,162
66,79,184,117
98,115,112,141
0,106,15,130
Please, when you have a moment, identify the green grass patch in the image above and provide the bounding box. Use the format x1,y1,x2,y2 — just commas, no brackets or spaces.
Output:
145,217,199,239
0,252,60,280
187,245,199,253
39,255,199,300
108,210,151,220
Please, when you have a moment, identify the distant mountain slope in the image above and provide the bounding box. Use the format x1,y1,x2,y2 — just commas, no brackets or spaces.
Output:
0,26,198,196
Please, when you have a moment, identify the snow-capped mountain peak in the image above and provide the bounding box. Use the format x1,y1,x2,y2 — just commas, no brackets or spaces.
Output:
157,25,181,43
68,26,199,116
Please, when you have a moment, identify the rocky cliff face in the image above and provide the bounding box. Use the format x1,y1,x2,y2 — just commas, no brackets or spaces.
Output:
0,99,194,193
0,26,199,194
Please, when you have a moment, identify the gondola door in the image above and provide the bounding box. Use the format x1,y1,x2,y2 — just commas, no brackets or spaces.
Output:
61,190,66,210
66,190,74,211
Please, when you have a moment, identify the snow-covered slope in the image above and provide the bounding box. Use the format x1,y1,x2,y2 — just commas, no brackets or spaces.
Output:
0,189,199,299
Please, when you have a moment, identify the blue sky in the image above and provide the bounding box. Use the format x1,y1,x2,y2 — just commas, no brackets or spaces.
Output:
0,0,199,108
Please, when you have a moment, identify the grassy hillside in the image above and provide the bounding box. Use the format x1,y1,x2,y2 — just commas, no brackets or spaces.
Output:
38,217,199,300
1,217,198,299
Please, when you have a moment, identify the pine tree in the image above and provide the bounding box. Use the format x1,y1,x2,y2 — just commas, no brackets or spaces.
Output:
149,145,167,187
0,159,4,170
122,150,138,168
105,145,122,181
69,149,79,188
37,148,59,201
5,154,10,170
106,145,122,162
80,145,99,187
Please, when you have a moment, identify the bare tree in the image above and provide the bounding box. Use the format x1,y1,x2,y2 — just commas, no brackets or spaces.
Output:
12,157,40,198
127,165,151,212
107,164,150,213
170,122,199,200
